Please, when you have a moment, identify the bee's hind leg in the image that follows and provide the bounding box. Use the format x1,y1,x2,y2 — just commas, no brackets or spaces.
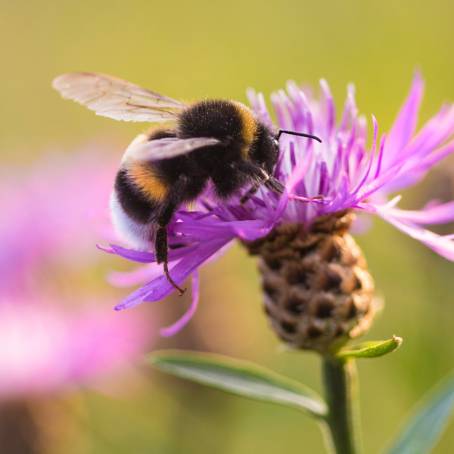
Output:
155,225,186,296
155,180,190,296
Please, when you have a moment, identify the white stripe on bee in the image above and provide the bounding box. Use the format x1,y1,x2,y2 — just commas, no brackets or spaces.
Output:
110,191,156,250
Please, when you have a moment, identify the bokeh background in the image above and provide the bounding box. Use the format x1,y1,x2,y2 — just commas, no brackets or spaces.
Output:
2,0,454,452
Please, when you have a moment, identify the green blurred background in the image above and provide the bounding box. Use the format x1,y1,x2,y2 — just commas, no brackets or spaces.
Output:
2,0,454,452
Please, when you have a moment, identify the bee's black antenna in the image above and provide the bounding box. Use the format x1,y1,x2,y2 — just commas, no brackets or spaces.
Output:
276,130,322,143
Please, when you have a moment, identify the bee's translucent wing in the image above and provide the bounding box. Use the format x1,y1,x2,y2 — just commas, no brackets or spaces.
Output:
52,72,186,122
124,136,221,162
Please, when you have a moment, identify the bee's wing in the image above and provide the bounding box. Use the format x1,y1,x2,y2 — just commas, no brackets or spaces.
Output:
125,136,221,162
52,72,186,122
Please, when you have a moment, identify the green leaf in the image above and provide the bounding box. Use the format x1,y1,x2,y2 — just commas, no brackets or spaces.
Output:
148,350,327,418
337,336,402,360
386,372,454,454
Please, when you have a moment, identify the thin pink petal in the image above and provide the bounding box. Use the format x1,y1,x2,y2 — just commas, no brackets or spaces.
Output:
385,71,424,164
320,79,335,137
377,208,454,260
108,263,164,287
382,201,454,225
160,272,200,337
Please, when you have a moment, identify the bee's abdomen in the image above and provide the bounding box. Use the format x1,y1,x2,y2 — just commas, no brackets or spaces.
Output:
114,168,159,223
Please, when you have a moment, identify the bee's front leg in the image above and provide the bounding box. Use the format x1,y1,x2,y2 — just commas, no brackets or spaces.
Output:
263,175,285,194
238,162,285,196
240,182,260,204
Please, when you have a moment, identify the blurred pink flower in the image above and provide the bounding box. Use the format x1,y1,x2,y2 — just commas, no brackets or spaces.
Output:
0,145,115,294
0,144,151,400
0,301,148,400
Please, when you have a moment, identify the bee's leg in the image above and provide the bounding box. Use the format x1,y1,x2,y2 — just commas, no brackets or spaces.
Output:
238,162,285,196
240,182,261,204
155,224,185,295
264,175,285,194
154,176,191,295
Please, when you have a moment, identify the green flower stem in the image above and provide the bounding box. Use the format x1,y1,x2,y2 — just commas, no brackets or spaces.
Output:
322,357,361,454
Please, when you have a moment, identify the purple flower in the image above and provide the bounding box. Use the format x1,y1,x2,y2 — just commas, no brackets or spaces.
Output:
106,73,454,333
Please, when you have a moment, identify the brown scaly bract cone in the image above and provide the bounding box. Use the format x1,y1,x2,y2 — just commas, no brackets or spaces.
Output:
244,211,375,354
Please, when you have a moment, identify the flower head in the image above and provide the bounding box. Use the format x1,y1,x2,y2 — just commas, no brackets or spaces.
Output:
107,73,454,336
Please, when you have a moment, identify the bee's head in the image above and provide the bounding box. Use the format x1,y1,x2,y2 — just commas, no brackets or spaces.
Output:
265,129,321,172
252,126,322,175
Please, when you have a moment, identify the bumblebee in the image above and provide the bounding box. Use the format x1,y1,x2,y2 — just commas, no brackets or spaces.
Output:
53,72,321,293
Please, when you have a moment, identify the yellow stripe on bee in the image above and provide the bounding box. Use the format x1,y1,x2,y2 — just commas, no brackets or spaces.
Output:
128,162,169,202
234,102,257,158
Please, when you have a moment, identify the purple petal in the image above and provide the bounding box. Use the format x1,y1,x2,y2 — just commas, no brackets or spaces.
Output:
385,71,424,164
376,135,454,195
115,239,230,310
382,201,454,225
408,139,454,173
102,244,155,263
160,272,200,337
320,79,335,137
373,134,387,178
409,105,454,156
318,162,329,194
108,263,163,287
351,116,378,196
377,208,454,260
340,84,358,131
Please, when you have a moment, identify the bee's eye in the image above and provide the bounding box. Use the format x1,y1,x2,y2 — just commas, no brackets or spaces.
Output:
273,139,279,148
